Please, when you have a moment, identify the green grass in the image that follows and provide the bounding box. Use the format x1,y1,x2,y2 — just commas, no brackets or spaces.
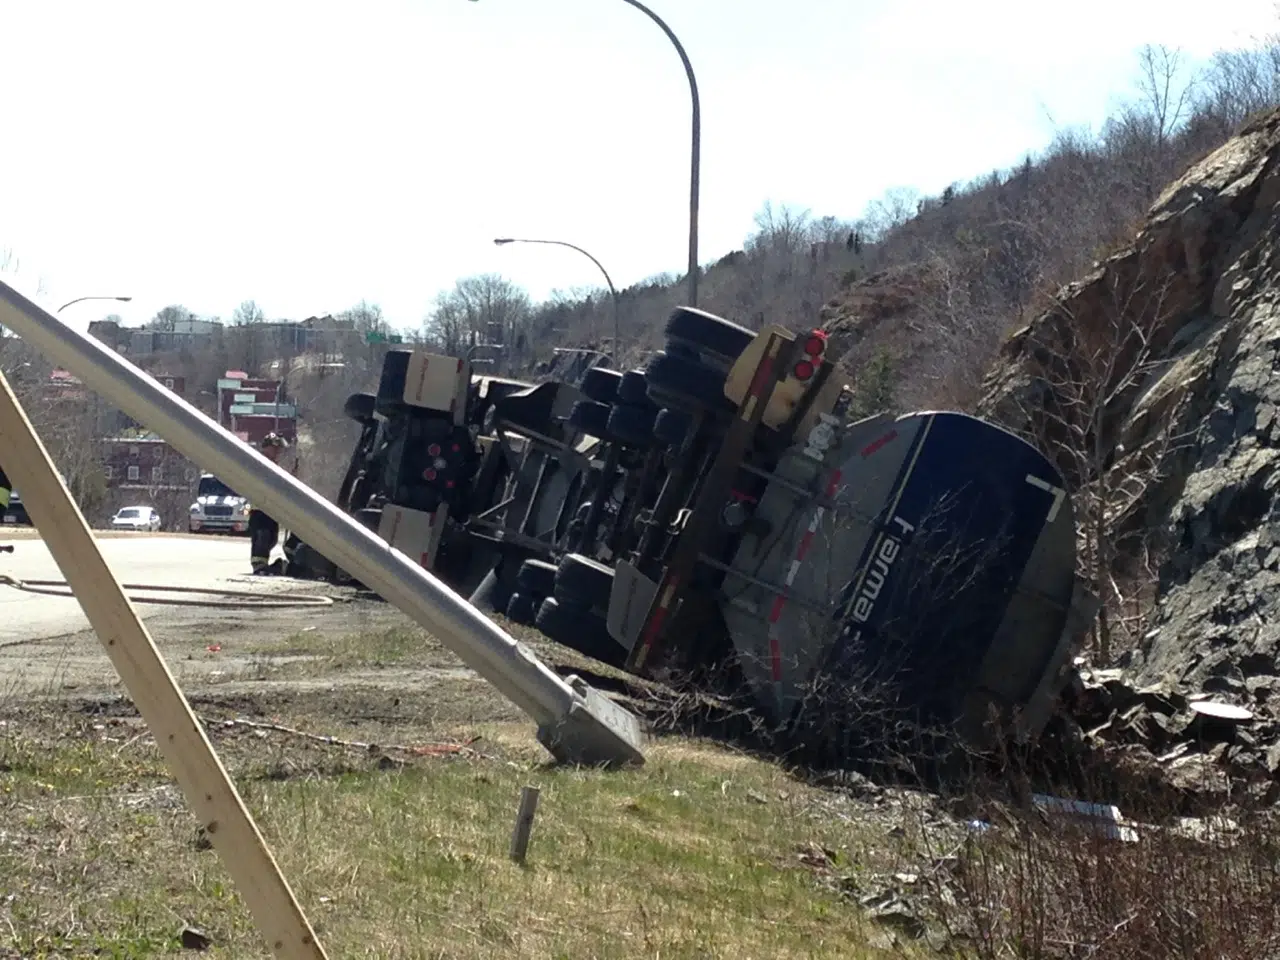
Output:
0,714,925,959
245,625,427,668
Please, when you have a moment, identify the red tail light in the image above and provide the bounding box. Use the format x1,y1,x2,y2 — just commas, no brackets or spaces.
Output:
794,359,816,381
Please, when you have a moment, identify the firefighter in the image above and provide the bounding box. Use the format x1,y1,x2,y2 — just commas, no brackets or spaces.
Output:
0,462,10,514
249,433,288,575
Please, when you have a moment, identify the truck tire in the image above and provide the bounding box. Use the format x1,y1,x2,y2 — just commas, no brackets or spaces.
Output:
568,399,612,438
617,369,652,406
535,597,626,668
343,392,377,424
517,559,558,596
644,351,731,411
581,367,623,404
505,591,537,625
554,553,615,609
665,307,754,366
606,402,657,447
653,408,692,448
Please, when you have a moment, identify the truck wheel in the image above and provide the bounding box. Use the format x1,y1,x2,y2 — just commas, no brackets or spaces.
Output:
568,399,612,438
644,351,732,411
653,408,692,448
664,307,754,367
516,558,558,596
343,392,377,424
554,553,615,609
605,402,657,447
617,369,652,406
535,597,626,668
581,367,623,404
505,591,538,625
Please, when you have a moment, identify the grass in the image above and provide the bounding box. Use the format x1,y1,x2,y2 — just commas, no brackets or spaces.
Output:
245,626,428,669
0,710,925,959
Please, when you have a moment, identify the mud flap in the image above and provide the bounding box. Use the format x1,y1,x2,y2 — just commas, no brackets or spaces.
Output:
378,502,449,570
606,560,660,653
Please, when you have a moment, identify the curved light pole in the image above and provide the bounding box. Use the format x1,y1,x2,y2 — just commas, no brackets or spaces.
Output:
468,0,700,307
494,237,620,365
616,0,700,308
57,295,132,314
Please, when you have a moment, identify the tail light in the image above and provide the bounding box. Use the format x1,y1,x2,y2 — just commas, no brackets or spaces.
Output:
793,329,828,381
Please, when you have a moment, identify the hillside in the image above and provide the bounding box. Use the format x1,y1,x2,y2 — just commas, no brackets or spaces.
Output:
981,103,1280,719
4,40,1280,532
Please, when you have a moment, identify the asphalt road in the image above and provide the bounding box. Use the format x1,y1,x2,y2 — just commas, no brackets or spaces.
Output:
0,532,269,644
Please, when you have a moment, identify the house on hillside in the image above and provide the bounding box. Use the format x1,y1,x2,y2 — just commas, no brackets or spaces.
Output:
101,435,197,491
215,370,296,446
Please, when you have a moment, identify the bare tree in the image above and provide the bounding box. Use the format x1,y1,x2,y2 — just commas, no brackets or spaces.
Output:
150,304,195,331
1195,40,1280,129
1004,268,1191,661
231,299,266,327
229,299,268,375
746,201,815,256
863,186,922,240
422,274,531,373
1135,44,1195,152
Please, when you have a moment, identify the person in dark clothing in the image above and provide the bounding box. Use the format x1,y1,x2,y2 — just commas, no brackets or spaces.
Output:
249,433,288,575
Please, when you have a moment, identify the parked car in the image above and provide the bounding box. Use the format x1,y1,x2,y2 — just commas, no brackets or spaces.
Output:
110,506,162,532
2,490,31,526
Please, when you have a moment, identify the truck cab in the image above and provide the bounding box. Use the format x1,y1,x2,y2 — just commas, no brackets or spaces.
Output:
188,473,251,534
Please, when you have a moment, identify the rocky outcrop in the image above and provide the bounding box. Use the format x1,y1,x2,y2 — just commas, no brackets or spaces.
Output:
978,107,1280,725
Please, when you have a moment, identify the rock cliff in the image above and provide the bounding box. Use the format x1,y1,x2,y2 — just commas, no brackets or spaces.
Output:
978,106,1280,734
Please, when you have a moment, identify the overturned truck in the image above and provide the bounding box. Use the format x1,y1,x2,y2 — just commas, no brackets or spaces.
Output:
286,308,1096,752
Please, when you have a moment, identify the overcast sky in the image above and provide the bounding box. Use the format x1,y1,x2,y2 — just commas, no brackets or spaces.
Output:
1,0,1276,334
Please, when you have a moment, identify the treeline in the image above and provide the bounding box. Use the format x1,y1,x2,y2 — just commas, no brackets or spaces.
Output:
410,40,1280,406
3,38,1279,517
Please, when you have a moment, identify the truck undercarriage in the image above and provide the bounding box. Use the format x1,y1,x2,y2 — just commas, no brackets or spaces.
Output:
284,307,1096,760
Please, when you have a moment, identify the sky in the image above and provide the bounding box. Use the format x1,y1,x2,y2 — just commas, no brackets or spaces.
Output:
1,0,1277,335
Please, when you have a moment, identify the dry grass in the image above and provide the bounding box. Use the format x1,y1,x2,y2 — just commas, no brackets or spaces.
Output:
0,707,923,959
922,803,1280,959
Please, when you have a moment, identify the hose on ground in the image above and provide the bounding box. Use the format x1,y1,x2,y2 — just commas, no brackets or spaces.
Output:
0,574,335,609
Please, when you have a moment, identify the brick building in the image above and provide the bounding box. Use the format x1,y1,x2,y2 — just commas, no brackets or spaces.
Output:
216,371,297,446
101,436,197,491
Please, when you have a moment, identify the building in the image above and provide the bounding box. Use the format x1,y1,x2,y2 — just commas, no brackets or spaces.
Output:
216,371,297,446
101,435,197,491
44,368,88,402
88,316,224,357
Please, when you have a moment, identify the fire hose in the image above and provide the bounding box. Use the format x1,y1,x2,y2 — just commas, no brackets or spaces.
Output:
0,573,335,609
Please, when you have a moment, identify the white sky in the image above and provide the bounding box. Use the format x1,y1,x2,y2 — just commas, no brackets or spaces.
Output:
1,0,1276,334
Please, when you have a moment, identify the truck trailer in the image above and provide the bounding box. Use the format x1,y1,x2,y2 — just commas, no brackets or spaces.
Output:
284,307,1096,755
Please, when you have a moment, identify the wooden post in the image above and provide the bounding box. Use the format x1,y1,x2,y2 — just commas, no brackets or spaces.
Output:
0,372,328,960
509,785,541,864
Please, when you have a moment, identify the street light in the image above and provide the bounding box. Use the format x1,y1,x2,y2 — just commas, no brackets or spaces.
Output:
468,0,700,307
494,237,620,366
616,0,701,308
57,295,132,314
